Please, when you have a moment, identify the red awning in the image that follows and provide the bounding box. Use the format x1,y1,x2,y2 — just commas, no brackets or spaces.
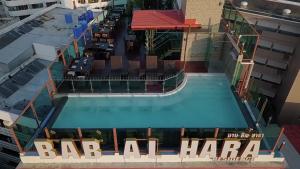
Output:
131,10,200,30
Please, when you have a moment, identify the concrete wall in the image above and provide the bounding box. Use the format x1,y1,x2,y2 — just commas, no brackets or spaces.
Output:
276,39,300,124
278,71,300,124
180,30,210,61
33,43,57,61
181,0,224,28
180,0,224,61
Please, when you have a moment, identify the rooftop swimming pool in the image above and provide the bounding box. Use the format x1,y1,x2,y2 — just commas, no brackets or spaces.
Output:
52,74,248,129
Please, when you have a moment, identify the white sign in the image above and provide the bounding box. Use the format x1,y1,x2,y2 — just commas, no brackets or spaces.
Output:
34,137,261,161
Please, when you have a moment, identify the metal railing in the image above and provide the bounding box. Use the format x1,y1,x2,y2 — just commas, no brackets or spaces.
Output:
54,69,185,94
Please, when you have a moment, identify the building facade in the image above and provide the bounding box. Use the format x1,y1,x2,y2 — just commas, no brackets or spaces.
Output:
2,0,59,19
1,0,127,19
229,0,300,124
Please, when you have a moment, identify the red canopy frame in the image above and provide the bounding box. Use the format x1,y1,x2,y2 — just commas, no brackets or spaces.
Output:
131,10,201,30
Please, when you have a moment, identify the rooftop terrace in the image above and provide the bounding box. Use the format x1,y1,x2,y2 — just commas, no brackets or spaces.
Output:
0,5,95,74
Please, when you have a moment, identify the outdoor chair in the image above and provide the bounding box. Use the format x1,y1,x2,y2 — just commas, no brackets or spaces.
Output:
128,60,144,78
92,60,108,77
110,56,127,78
163,60,178,75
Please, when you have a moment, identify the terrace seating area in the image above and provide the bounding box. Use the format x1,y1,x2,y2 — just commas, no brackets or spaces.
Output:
64,7,181,81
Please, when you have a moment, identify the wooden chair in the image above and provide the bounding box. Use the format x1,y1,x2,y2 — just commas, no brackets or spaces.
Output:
146,55,158,71
92,60,106,75
110,56,123,71
128,60,141,77
163,60,178,74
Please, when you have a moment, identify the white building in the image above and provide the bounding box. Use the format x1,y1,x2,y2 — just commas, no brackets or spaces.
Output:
1,0,127,19
2,0,59,19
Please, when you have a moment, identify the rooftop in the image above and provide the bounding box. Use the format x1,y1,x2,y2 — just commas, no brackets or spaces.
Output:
0,5,91,68
131,10,200,30
231,0,300,22
0,5,100,126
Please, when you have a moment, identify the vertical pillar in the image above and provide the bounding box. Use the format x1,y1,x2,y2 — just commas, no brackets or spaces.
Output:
108,80,112,93
180,128,185,137
183,25,191,71
257,98,268,125
47,67,57,93
71,80,75,93
77,128,83,144
46,82,54,101
214,128,219,138
113,128,119,154
127,81,130,93
73,39,79,56
272,128,285,153
30,103,40,126
83,33,87,45
89,80,93,93
61,53,67,66
44,127,51,139
9,128,23,153
162,81,165,93
147,128,151,137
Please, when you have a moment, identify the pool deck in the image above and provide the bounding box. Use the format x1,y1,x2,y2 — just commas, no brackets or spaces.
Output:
50,73,249,129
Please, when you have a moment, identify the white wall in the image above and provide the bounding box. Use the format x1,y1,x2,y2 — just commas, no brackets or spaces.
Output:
0,110,18,126
60,0,74,9
33,43,57,61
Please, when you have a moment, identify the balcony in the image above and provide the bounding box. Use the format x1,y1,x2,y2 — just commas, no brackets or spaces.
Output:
254,48,288,70
0,140,18,152
0,162,16,169
250,78,277,98
259,31,297,54
251,64,283,85
0,126,11,137
0,151,19,163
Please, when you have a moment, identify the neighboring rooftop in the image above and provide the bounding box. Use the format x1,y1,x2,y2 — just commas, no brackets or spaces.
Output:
0,4,100,126
231,0,300,22
239,11,300,35
0,4,92,74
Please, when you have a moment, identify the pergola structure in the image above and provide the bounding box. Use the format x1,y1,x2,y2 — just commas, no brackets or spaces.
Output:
131,10,201,55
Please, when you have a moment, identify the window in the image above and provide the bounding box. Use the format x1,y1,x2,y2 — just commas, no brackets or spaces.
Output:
46,2,57,7
78,0,86,4
88,0,99,3
8,5,28,11
31,3,44,9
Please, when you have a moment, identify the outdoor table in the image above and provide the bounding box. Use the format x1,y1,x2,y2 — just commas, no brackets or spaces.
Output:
95,42,109,51
70,57,94,75
112,9,124,14
106,15,118,22
85,42,110,52
125,34,136,41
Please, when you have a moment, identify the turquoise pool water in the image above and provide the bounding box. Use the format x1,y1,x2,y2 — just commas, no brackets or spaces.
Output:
52,74,248,129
